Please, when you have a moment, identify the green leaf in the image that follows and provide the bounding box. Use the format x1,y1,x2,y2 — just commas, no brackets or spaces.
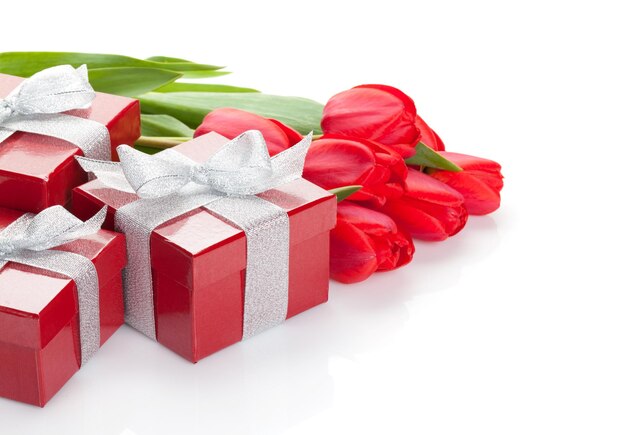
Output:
405,142,463,172
139,92,324,134
174,70,231,79
145,56,195,63
141,114,195,137
155,82,260,93
87,67,182,97
142,55,232,78
0,52,225,78
329,185,362,202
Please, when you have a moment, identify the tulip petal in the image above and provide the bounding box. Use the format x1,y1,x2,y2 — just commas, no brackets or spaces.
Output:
330,220,378,283
430,171,501,215
395,229,416,267
415,114,446,151
409,198,468,236
404,168,465,206
268,118,305,146
430,152,504,215
469,170,504,191
355,84,417,116
337,201,398,235
431,129,446,151
383,199,450,241
373,228,415,270
347,188,387,207
438,152,501,172
303,138,376,189
389,143,417,158
321,86,421,146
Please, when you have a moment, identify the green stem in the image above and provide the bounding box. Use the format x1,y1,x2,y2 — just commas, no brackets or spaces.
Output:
134,136,192,149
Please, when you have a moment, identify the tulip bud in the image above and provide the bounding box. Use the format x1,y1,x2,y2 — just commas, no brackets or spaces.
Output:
330,202,414,283
321,84,446,156
194,108,303,156
428,152,503,215
321,84,420,156
303,136,408,207
382,168,468,241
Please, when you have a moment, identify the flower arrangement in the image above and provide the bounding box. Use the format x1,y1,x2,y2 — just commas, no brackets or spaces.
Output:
0,52,503,283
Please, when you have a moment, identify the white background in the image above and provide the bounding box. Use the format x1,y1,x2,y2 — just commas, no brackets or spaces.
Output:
2,1,625,434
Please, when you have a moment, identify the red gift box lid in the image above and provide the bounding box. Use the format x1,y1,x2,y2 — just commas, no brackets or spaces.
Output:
0,73,141,212
72,132,337,290
0,207,127,350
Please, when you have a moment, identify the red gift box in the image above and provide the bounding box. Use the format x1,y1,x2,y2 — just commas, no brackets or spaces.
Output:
0,207,126,407
0,73,141,213
72,132,337,363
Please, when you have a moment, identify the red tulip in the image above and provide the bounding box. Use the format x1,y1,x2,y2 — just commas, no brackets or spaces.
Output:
303,135,408,207
429,152,503,215
321,84,446,156
194,108,303,155
331,202,414,283
382,168,468,241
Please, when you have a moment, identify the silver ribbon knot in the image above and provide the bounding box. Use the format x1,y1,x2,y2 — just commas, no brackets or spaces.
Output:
0,65,111,160
77,130,312,341
0,206,108,365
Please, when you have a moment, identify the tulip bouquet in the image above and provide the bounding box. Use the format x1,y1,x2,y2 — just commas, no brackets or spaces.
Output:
0,52,503,283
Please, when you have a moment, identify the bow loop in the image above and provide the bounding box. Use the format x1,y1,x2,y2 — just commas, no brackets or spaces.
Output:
0,205,107,257
269,132,312,186
117,145,194,199
5,65,95,117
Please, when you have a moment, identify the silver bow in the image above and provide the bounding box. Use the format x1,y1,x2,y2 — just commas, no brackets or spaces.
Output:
0,206,108,365
0,65,111,160
77,130,311,341
77,129,312,198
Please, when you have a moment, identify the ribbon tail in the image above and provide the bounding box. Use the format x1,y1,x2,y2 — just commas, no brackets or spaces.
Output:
269,132,312,185
76,156,136,193
41,206,108,249
81,206,107,230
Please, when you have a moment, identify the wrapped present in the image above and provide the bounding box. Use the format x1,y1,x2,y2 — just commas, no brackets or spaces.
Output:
0,206,126,407
72,131,336,362
0,65,141,213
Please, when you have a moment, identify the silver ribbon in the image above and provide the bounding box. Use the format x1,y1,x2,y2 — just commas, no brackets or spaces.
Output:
0,205,108,365
0,65,111,160
77,130,311,340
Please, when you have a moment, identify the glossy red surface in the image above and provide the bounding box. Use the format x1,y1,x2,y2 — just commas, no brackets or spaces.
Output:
72,132,337,363
0,74,141,213
0,207,127,407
